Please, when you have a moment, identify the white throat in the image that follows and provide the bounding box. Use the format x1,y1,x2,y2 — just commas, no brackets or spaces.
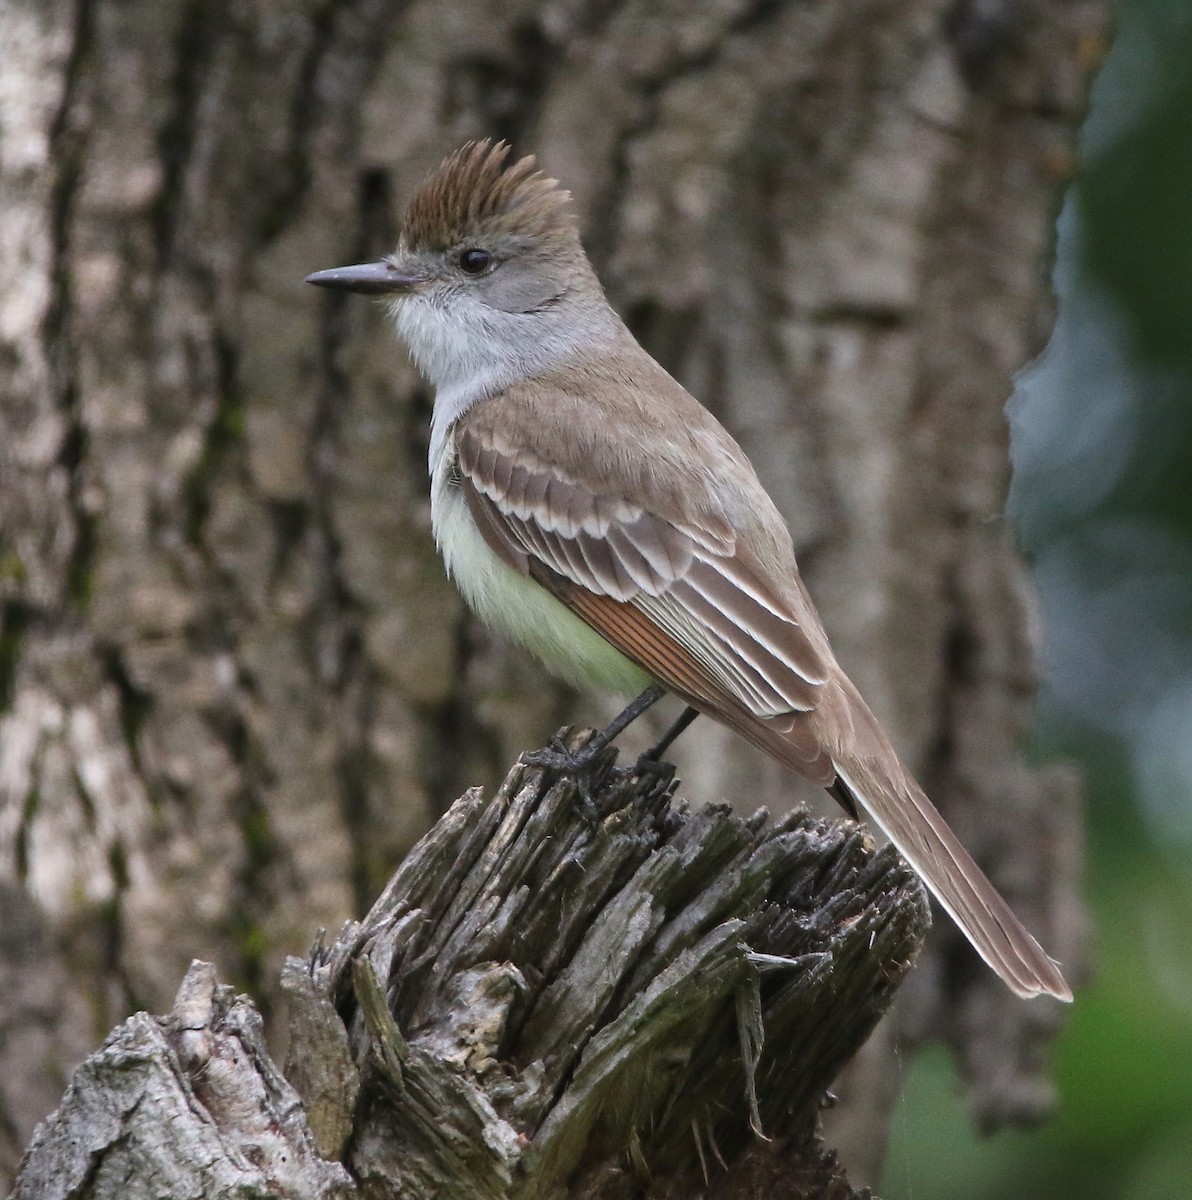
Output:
387,288,623,473
426,368,507,475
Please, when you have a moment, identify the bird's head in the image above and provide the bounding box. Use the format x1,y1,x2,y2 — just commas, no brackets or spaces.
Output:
307,141,616,390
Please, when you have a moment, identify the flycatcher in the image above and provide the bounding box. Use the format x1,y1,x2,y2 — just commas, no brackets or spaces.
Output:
307,141,1071,1002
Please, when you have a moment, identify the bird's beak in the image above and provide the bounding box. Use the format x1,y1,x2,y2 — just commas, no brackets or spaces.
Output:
304,260,425,295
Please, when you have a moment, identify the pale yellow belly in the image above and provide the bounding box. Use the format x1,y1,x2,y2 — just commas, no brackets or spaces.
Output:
430,471,652,698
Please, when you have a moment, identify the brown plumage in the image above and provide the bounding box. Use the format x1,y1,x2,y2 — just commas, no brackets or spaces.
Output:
306,140,1073,1002
402,141,576,253
453,367,1070,1000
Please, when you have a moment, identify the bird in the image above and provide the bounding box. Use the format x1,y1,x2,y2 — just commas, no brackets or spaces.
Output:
306,140,1072,1002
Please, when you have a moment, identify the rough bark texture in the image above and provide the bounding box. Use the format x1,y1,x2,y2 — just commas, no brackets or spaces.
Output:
0,0,1103,1189
12,750,928,1198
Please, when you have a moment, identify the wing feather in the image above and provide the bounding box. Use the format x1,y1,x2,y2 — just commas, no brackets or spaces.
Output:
455,421,830,722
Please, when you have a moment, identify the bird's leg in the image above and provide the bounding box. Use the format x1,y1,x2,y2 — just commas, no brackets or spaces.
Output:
633,705,700,774
523,684,665,774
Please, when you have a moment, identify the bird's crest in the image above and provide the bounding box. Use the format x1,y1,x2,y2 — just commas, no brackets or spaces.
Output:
402,140,576,252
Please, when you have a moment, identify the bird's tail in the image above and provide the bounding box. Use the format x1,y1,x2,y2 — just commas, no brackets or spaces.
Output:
719,682,1072,1001
829,755,1072,1001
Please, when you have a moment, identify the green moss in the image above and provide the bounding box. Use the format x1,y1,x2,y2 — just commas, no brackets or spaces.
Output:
183,337,246,547
0,600,30,710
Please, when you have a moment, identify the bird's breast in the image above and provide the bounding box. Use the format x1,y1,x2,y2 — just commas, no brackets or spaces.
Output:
429,444,651,697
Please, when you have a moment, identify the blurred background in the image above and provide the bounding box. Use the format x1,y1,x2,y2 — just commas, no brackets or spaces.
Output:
884,0,1192,1195
0,0,1160,1191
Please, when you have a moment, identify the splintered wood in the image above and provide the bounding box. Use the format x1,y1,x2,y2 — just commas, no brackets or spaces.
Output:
287,745,928,1198
11,742,928,1199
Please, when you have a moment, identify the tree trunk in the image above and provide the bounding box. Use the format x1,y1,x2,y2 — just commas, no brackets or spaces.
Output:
11,750,929,1199
0,0,1103,1189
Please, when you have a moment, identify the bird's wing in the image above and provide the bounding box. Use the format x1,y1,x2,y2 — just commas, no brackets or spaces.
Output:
455,419,835,778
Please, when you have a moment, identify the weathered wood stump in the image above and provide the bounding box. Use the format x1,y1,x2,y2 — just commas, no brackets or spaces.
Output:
12,737,929,1199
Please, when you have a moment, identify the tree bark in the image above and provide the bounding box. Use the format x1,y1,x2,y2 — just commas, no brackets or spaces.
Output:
11,749,928,1199
0,0,1104,1189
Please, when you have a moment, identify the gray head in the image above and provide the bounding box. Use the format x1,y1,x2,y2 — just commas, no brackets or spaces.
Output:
307,141,620,391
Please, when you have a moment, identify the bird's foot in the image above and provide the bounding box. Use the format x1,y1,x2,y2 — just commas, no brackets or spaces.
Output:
521,733,609,776
523,735,677,786
522,732,619,823
617,751,677,784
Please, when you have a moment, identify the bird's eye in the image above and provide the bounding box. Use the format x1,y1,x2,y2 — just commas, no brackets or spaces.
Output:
458,248,492,275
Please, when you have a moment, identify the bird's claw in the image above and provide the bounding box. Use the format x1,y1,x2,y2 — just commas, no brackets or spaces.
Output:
522,735,616,824
630,752,675,780
521,728,678,826
522,736,603,774
599,753,672,786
